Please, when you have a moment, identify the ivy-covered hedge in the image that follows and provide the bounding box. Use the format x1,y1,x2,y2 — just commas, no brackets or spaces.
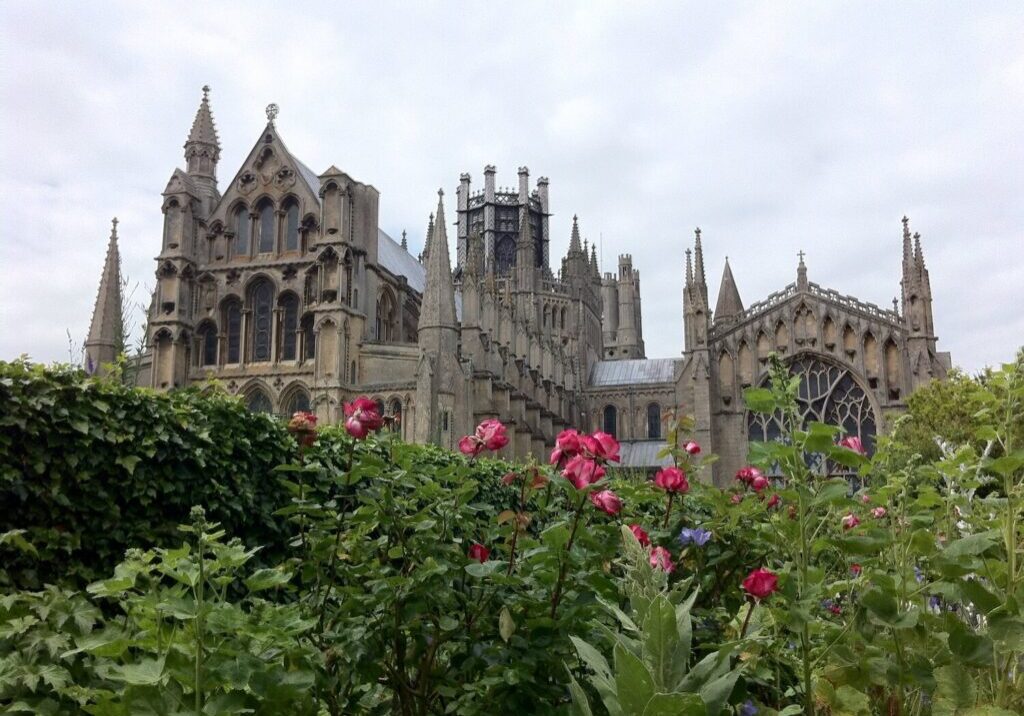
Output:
0,360,300,588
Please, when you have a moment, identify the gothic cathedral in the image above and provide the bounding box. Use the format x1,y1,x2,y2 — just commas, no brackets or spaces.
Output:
84,89,951,484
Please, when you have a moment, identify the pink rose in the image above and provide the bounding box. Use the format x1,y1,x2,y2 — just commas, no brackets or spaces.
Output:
344,397,384,439
550,429,582,466
731,493,744,505
736,466,763,485
839,436,866,455
861,493,871,504
581,431,621,463
741,567,779,600
562,454,605,490
629,524,651,547
850,563,862,577
459,418,509,457
766,494,781,509
684,441,701,455
649,546,674,572
654,467,689,494
841,513,861,530
589,489,622,516
871,507,887,519
751,475,770,493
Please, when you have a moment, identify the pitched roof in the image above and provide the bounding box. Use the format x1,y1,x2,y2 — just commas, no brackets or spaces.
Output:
589,358,679,387
377,228,461,320
616,441,674,468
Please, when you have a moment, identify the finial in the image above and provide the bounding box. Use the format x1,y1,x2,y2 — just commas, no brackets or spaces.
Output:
438,188,444,198
892,297,899,312
202,85,210,100
401,230,408,250
265,103,279,123
111,217,119,231
695,227,701,239
902,215,909,226
797,249,806,264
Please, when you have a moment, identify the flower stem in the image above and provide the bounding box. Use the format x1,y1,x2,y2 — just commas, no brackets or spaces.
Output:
739,600,756,638
663,492,675,529
550,492,588,619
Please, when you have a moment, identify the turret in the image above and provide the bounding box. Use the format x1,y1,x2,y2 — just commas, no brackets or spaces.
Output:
684,228,710,352
899,216,942,387
183,85,220,214
616,254,639,352
85,218,124,375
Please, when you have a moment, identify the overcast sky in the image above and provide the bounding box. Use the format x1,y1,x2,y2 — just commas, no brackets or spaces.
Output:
1,1,1021,372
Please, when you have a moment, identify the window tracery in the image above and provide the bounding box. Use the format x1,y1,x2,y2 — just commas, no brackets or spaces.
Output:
747,356,877,472
249,279,274,362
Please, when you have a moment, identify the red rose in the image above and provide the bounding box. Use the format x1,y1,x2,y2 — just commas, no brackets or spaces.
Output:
629,524,651,547
871,507,887,519
750,475,770,493
654,467,689,494
841,513,861,530
562,454,605,489
850,563,862,577
590,489,622,516
344,397,384,439
581,431,621,463
736,466,763,485
467,543,490,563
649,546,674,573
766,494,781,509
684,441,701,455
741,567,779,600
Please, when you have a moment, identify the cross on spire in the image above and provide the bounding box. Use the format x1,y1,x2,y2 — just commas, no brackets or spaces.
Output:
265,103,279,123
797,250,805,264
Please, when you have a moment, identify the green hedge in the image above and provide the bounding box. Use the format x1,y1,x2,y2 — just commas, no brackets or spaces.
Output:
0,360,299,588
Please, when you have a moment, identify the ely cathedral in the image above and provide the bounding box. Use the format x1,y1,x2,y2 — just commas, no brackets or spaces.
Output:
84,88,950,485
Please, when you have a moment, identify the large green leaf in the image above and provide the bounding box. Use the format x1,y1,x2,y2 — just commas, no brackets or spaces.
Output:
698,667,740,716
642,693,706,716
642,596,679,691
615,642,655,715
942,532,1000,560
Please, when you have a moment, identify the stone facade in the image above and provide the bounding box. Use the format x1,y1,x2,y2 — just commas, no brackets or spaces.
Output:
87,89,951,484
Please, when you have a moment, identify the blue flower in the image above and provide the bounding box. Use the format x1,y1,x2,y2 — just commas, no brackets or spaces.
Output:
740,700,758,716
678,527,712,547
914,565,925,583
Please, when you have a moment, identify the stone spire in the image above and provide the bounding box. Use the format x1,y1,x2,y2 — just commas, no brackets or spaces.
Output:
401,230,408,251
796,250,808,290
685,248,693,286
184,85,220,179
693,227,708,305
85,218,124,374
913,231,926,275
419,212,434,263
713,258,744,324
569,214,582,254
902,215,913,273
590,244,599,275
418,191,458,349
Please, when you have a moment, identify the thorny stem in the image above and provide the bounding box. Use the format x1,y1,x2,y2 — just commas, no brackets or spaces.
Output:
663,492,675,529
551,491,589,619
739,600,756,638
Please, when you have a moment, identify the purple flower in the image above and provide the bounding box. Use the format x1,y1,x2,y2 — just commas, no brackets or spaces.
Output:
929,596,942,611
914,565,925,583
740,701,758,716
678,527,712,547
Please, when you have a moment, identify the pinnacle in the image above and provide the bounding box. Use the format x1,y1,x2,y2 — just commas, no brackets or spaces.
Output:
714,258,744,321
419,192,458,331
569,214,582,253
186,85,219,148
86,217,124,354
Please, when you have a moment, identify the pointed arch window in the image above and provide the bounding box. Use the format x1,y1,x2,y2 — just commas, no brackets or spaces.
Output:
257,202,275,253
197,321,217,366
301,313,316,361
748,357,878,473
234,206,250,256
284,388,311,415
376,290,397,342
224,299,242,363
279,293,299,361
246,389,273,414
647,403,662,440
249,279,274,362
285,202,300,252
603,405,618,438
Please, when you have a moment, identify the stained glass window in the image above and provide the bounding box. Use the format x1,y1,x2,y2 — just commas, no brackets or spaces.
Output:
198,323,217,366
247,390,273,413
285,389,310,414
302,313,315,361
225,300,242,363
495,236,516,275
235,207,250,255
603,405,617,438
285,203,299,252
747,357,877,474
258,203,275,253
280,294,299,360
647,403,662,440
251,280,273,362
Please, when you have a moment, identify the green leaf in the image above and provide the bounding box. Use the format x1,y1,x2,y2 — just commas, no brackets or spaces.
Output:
110,656,166,686
699,667,740,716
0,529,38,557
615,642,655,716
943,531,1000,560
115,454,141,474
570,636,620,716
499,607,515,642
742,387,776,412
642,693,707,716
933,663,975,715
948,619,994,666
567,669,595,716
244,567,292,592
959,578,1001,614
861,587,899,623
465,560,504,578
642,596,678,691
